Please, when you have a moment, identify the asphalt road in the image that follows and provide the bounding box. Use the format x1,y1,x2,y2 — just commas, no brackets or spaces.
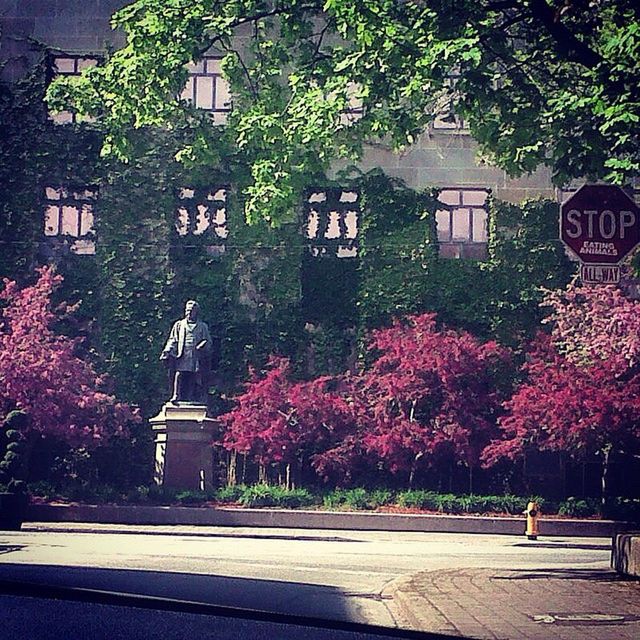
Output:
0,524,612,629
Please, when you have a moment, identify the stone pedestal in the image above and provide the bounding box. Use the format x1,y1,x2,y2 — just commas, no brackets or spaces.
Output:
150,403,219,491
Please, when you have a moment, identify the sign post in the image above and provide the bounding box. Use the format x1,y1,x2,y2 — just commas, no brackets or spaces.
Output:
560,184,640,284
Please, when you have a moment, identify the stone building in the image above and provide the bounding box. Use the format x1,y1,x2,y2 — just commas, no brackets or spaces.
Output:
0,0,558,262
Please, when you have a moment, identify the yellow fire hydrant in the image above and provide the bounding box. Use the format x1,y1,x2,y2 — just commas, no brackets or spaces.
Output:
525,501,539,540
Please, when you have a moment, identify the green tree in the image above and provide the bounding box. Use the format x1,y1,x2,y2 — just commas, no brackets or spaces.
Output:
47,0,640,226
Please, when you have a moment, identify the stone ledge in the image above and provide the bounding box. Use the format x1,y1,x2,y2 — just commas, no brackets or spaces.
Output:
25,504,631,537
612,533,640,577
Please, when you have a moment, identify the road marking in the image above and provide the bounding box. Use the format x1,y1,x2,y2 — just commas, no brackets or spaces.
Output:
533,613,627,624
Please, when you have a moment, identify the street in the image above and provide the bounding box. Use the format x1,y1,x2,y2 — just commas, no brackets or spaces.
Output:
0,524,612,629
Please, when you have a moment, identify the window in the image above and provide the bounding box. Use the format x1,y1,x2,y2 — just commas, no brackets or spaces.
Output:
51,54,231,124
181,57,231,124
304,189,359,258
44,186,97,254
50,55,98,124
433,110,468,131
175,187,229,253
436,188,488,244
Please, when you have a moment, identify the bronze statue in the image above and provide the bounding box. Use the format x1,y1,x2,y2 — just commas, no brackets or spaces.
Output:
160,300,212,403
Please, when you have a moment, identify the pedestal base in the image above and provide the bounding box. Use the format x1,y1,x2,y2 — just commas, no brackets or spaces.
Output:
150,403,219,491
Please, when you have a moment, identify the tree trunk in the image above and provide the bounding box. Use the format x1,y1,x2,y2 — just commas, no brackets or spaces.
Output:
409,451,423,489
227,450,237,487
601,445,612,512
240,453,247,485
258,463,268,485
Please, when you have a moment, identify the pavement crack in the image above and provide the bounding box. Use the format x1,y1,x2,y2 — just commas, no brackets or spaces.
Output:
341,591,393,601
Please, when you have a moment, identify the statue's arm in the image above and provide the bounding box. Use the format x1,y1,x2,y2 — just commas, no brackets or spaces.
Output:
160,321,180,359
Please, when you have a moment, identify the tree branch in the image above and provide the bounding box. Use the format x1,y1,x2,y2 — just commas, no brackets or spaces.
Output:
528,0,602,69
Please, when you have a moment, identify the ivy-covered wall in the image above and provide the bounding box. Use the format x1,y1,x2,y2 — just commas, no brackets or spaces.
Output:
355,172,574,348
1,58,575,426
96,149,175,413
357,172,440,329
483,198,576,345
0,57,306,419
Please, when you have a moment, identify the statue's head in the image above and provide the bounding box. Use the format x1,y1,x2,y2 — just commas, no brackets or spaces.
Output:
184,299,200,321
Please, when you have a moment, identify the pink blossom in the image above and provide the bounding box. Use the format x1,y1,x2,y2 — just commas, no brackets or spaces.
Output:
0,267,139,446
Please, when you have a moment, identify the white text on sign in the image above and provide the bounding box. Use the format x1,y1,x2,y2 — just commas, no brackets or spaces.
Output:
564,209,636,240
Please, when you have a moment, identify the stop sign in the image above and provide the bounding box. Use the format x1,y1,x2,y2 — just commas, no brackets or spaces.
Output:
560,184,640,264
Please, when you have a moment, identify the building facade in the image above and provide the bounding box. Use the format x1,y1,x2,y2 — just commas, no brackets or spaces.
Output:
0,0,572,414
0,0,559,260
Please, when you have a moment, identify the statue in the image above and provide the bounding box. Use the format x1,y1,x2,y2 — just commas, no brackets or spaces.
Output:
160,300,212,403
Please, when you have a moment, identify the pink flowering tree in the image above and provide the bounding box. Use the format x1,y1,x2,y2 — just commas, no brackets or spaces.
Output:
220,356,356,487
0,267,138,449
221,314,512,489
354,313,512,488
483,283,640,503
542,282,640,370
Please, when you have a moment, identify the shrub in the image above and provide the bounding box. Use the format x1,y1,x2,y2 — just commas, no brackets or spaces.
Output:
558,497,599,518
323,488,369,510
147,484,178,504
215,484,247,504
175,490,208,505
27,480,58,501
604,498,640,522
493,494,527,515
397,490,439,510
0,411,28,494
357,314,512,483
239,484,317,508
125,485,151,504
0,268,138,447
322,488,395,510
433,493,461,513
367,489,395,509
322,489,346,509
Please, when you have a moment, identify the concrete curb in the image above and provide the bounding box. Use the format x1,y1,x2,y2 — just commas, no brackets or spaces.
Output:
383,574,455,635
26,503,630,537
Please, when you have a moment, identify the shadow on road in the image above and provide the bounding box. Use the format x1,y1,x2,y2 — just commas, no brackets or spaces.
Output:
0,562,359,620
22,525,365,543
0,567,455,640
0,545,25,555
512,541,611,551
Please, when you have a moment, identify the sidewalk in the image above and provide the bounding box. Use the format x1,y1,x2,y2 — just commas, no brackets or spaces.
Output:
386,566,640,640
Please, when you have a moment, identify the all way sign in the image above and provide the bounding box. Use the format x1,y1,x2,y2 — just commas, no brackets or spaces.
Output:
580,264,621,284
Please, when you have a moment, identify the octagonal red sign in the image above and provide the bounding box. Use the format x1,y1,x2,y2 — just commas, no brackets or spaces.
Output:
560,184,640,264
